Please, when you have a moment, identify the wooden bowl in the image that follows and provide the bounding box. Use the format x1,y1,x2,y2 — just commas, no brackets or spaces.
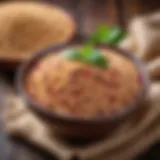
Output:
16,40,150,140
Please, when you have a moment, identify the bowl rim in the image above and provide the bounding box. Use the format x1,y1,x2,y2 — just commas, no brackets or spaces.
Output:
15,41,150,124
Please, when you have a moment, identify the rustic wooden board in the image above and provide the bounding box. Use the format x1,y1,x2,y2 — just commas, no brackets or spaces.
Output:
0,73,160,160
0,70,159,160
0,0,159,159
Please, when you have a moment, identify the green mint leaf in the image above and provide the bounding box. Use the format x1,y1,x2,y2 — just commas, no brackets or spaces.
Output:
96,56,109,68
90,49,109,68
90,25,126,45
90,25,110,44
79,44,94,57
64,49,82,61
105,28,127,44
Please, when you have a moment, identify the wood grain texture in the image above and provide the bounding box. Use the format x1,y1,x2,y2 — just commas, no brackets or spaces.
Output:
0,0,159,159
0,71,160,160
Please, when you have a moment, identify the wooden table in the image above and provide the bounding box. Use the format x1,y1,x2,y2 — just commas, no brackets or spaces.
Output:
0,0,160,159
0,72,160,159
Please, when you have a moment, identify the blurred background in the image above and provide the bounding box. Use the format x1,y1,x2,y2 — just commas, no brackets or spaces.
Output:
1,0,160,33
0,0,159,160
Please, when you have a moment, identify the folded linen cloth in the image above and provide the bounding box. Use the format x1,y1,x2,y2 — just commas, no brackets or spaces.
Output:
4,12,160,160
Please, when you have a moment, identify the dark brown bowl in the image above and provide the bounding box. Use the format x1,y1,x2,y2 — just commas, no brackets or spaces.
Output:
16,41,150,140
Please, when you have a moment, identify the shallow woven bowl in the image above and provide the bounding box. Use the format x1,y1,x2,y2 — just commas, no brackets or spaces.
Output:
16,40,150,140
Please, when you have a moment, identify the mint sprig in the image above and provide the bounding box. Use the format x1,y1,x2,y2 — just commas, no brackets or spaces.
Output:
64,25,126,68
65,45,108,68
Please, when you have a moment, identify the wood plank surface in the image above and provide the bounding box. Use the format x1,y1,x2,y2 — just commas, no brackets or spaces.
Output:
0,0,159,159
0,71,159,160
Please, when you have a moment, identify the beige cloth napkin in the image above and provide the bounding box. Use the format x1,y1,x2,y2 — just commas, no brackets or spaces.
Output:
4,12,160,160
